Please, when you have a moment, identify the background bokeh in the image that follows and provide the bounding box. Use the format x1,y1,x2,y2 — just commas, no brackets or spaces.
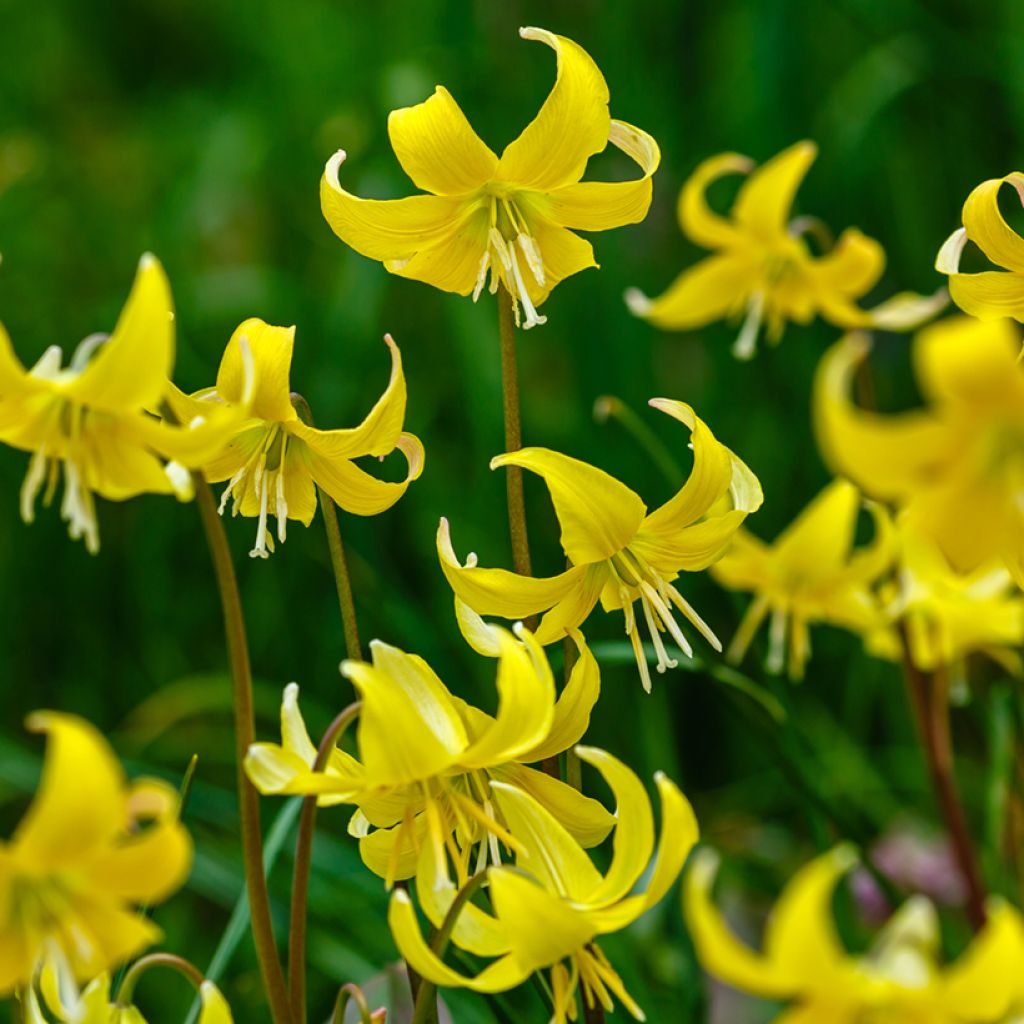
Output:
0,0,1019,1020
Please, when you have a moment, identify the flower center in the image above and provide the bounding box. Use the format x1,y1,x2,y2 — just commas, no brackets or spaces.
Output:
472,193,547,330
7,869,91,968
552,943,642,1023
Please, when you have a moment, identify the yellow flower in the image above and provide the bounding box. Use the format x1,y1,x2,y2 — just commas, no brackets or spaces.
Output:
684,844,1024,1023
245,626,613,886
867,521,1024,676
319,27,659,329
388,746,698,1024
0,255,246,552
711,478,894,679
936,171,1024,320
815,317,1024,584
0,713,192,994
168,319,424,559
626,142,946,358
438,399,762,691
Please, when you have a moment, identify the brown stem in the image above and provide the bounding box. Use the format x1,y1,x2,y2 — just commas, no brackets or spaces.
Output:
194,475,294,1024
288,702,361,1023
898,624,987,930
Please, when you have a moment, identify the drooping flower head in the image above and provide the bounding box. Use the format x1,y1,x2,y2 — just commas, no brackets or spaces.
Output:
439,399,763,691
711,478,894,679
815,317,1024,586
168,319,423,558
0,256,246,552
0,712,192,994
320,27,659,329
388,746,699,1023
626,142,945,358
245,625,612,887
685,844,1024,1022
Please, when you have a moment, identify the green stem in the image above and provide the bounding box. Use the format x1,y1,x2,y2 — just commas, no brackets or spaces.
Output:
593,395,683,487
193,474,294,1024
410,872,490,1024
498,286,533,579
118,953,204,1005
332,982,376,1024
288,703,361,1024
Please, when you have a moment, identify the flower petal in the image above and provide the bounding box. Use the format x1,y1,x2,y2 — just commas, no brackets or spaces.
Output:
635,771,700,912
676,152,753,249
773,479,861,577
0,322,32,398
491,447,645,564
544,120,660,231
733,141,817,242
495,28,610,191
948,270,1024,320
387,85,498,196
532,563,607,645
384,209,490,295
199,981,234,1024
524,220,598,305
216,319,295,423
960,172,1024,273
809,227,885,299
65,254,174,413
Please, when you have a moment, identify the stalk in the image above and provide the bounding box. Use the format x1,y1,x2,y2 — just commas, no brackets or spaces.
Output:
194,475,293,1024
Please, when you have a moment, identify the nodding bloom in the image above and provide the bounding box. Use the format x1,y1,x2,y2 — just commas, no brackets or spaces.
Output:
684,845,1024,1023
867,521,1024,677
388,746,698,1024
0,255,247,553
0,713,192,995
319,27,659,329
815,317,1024,586
626,141,945,358
245,626,613,887
168,319,423,559
936,170,1024,321
711,478,894,679
438,399,762,691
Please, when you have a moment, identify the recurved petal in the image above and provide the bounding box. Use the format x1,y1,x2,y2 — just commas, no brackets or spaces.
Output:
633,509,750,574
682,848,796,999
320,151,467,261
532,563,606,645
438,516,589,617
14,712,125,870
216,319,295,422
495,28,610,191
359,813,426,881
388,85,498,196
676,152,753,249
0,322,32,398
810,227,885,299
773,479,861,578
544,120,660,232
65,254,174,413
961,172,1024,274
949,270,1024,321
636,771,700,912
625,253,756,330
733,141,817,242
491,447,646,564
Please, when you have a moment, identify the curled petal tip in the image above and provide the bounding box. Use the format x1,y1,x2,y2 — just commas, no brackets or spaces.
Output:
325,149,348,189
832,842,860,871
139,251,157,268
382,332,396,348
284,681,300,698
936,227,968,274
624,287,652,316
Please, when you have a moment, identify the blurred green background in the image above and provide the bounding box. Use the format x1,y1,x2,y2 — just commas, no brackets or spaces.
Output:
0,0,1021,1020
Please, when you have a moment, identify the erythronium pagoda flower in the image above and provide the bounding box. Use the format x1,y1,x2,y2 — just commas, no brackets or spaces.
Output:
245,625,613,886
685,845,1024,1022
166,318,424,559
625,141,946,358
815,316,1024,585
0,255,249,553
438,399,763,692
867,521,1024,677
319,27,659,329
0,713,192,995
936,170,1024,320
388,746,699,1023
710,478,894,679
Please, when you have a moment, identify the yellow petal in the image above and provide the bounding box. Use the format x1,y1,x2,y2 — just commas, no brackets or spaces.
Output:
491,447,645,564
199,981,234,1024
495,28,610,191
320,150,466,261
359,813,426,882
733,141,817,242
65,254,174,413
625,253,756,330
948,270,1024,320
458,627,556,769
438,515,591,618
676,152,753,249
387,85,498,196
809,227,885,299
682,848,795,999
544,120,660,231
960,172,1024,273
524,219,597,306
635,771,699,912
0,322,32,398
384,210,490,296
15,712,125,870
216,319,296,423
344,641,467,786
532,563,607,645
632,510,750,574
773,479,861,578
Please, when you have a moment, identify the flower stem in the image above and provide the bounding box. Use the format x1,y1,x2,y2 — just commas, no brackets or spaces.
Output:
118,953,204,1005
332,982,376,1024
498,286,533,579
193,474,294,1024
898,624,987,930
289,703,361,1024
